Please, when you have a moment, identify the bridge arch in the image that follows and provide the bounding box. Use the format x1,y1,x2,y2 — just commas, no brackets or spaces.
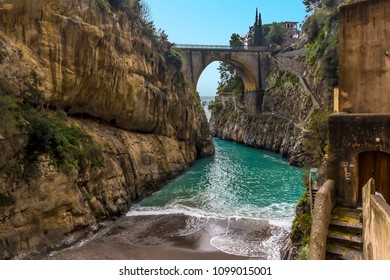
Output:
193,54,258,91
174,45,271,93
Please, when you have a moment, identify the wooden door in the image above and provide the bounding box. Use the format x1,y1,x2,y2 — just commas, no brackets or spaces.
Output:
358,152,390,205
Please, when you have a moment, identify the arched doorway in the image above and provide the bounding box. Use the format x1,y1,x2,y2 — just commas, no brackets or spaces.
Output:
358,151,390,205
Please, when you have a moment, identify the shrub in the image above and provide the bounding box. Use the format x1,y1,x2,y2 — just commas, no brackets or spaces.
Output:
124,1,141,21
25,112,102,173
0,94,19,139
303,109,331,164
20,70,45,109
303,1,339,85
290,191,312,248
25,112,55,158
94,0,107,11
208,99,222,111
265,22,284,45
0,193,14,207
108,0,125,9
165,49,182,69
0,41,8,64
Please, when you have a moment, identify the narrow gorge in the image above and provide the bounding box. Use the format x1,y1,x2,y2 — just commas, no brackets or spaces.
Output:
210,49,325,168
0,0,213,259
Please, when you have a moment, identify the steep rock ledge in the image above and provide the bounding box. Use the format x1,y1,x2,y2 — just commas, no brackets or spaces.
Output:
210,56,314,167
0,0,213,152
0,0,214,259
0,119,199,259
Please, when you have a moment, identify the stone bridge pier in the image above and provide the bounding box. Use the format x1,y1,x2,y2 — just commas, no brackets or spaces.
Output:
173,45,272,113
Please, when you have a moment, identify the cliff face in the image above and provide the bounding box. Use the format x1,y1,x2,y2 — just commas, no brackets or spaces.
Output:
0,0,214,259
0,0,213,151
210,53,315,167
0,120,200,259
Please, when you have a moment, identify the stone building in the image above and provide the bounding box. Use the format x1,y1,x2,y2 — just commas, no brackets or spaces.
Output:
282,21,300,42
310,0,390,260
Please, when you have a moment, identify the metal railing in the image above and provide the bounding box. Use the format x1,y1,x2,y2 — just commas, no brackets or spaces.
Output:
173,44,270,52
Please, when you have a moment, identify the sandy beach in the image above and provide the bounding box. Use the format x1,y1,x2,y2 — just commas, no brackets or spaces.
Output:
41,214,275,260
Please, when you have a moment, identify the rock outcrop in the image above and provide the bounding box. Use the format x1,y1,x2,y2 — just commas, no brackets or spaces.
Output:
0,0,214,259
210,54,315,167
0,0,213,150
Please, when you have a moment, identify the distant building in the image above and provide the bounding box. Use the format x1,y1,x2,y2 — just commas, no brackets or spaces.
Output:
282,21,300,41
283,21,298,29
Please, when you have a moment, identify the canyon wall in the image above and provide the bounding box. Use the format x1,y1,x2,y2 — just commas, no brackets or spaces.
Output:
0,0,214,258
210,53,315,167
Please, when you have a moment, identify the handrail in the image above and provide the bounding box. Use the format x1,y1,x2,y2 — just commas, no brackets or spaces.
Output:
309,180,336,260
173,44,270,52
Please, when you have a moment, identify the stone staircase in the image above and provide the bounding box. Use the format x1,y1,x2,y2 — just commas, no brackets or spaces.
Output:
326,207,363,260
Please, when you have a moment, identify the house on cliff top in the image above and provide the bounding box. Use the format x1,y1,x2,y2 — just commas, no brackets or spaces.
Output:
309,0,390,260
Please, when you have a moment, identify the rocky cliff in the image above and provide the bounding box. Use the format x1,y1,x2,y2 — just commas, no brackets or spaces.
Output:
0,0,214,259
210,50,316,167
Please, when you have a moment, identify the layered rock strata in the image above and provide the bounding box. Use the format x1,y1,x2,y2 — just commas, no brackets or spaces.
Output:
0,0,214,258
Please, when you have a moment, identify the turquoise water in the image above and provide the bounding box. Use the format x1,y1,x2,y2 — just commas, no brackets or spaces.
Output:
130,139,304,224
127,97,305,259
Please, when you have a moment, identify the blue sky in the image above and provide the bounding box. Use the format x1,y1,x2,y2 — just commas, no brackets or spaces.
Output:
146,0,308,96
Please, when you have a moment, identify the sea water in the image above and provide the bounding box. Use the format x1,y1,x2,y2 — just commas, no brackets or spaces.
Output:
127,97,305,259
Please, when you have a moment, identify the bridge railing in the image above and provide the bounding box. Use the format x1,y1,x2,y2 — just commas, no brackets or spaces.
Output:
173,44,270,52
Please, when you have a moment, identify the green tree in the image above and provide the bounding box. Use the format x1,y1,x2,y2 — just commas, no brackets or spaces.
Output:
265,23,284,45
304,109,331,163
303,14,322,43
217,34,244,94
140,0,152,23
303,0,322,12
229,33,244,47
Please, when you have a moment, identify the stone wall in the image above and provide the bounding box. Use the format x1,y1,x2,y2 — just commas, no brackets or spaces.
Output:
274,49,306,76
309,180,336,260
339,0,390,113
363,179,390,260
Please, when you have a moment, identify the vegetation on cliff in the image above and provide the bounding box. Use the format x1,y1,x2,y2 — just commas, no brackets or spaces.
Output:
288,174,312,260
217,34,245,95
0,0,213,258
303,109,331,164
303,0,339,88
263,23,285,46
286,0,343,259
0,75,102,179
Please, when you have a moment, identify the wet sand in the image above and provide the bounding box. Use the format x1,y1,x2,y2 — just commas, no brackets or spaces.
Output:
44,214,254,260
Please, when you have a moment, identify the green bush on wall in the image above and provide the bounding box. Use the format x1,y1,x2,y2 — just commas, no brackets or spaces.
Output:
25,112,102,173
165,49,182,69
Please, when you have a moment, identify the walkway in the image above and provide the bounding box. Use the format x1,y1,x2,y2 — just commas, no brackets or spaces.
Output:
326,207,363,260
173,44,269,52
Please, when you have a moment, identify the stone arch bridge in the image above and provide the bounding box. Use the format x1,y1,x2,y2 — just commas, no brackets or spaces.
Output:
174,44,271,91
173,44,272,113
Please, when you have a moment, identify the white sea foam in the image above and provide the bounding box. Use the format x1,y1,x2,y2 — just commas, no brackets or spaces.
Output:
127,201,296,227
127,202,293,259
125,138,303,259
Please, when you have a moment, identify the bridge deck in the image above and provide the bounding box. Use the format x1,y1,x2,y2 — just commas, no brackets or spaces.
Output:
173,44,270,52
